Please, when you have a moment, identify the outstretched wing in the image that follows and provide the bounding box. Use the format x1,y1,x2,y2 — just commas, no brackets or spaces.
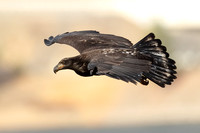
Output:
44,30,133,53
87,51,151,85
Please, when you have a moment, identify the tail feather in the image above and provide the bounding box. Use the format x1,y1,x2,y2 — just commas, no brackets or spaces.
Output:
150,69,174,81
151,65,176,74
151,66,176,79
152,57,176,69
135,33,177,87
143,39,162,47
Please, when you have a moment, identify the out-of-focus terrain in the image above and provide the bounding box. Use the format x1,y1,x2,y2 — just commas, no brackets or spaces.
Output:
0,0,200,132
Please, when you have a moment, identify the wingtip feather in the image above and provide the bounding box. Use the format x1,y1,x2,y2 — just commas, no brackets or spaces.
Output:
44,36,55,46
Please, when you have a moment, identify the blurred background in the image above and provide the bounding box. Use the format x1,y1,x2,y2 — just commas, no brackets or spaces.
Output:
0,0,200,132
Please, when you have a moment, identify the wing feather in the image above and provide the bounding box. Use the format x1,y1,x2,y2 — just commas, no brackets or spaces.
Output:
88,53,151,84
44,30,133,53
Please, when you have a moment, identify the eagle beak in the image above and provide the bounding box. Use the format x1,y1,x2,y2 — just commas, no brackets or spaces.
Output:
53,63,65,74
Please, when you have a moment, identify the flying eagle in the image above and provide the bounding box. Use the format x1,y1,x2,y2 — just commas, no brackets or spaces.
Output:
44,30,177,87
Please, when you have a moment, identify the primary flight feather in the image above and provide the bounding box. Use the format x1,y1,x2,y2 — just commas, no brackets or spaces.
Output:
44,30,177,87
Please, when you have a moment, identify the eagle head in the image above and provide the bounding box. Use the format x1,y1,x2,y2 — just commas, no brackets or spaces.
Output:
54,58,72,74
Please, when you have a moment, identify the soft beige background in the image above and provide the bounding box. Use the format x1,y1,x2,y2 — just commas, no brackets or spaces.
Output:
0,0,200,131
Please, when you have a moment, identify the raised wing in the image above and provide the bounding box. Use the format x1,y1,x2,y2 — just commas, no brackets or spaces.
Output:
87,51,151,85
44,30,133,53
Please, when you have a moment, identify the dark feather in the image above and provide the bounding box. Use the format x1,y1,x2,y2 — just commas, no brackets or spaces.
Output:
87,33,177,87
44,30,133,53
45,31,177,87
88,52,151,85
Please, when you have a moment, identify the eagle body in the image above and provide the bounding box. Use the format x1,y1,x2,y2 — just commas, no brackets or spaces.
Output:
44,30,177,87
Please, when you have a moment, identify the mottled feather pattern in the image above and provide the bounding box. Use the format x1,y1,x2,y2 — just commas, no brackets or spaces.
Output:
44,30,177,87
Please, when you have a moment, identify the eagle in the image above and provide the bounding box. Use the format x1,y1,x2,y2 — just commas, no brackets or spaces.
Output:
44,30,177,87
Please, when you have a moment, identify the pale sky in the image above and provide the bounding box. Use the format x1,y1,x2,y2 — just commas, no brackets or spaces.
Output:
0,0,199,28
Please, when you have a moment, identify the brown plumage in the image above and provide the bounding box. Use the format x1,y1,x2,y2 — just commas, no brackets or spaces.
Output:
44,30,177,87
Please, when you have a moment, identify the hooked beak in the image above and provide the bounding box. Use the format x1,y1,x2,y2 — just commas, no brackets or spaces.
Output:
53,63,65,74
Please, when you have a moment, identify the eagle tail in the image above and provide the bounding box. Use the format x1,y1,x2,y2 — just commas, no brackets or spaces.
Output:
135,33,177,87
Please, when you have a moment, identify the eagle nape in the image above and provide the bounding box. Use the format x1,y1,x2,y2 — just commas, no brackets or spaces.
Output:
44,30,177,88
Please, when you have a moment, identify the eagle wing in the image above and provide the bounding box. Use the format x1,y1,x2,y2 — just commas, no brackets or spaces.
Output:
44,30,133,53
87,51,152,84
